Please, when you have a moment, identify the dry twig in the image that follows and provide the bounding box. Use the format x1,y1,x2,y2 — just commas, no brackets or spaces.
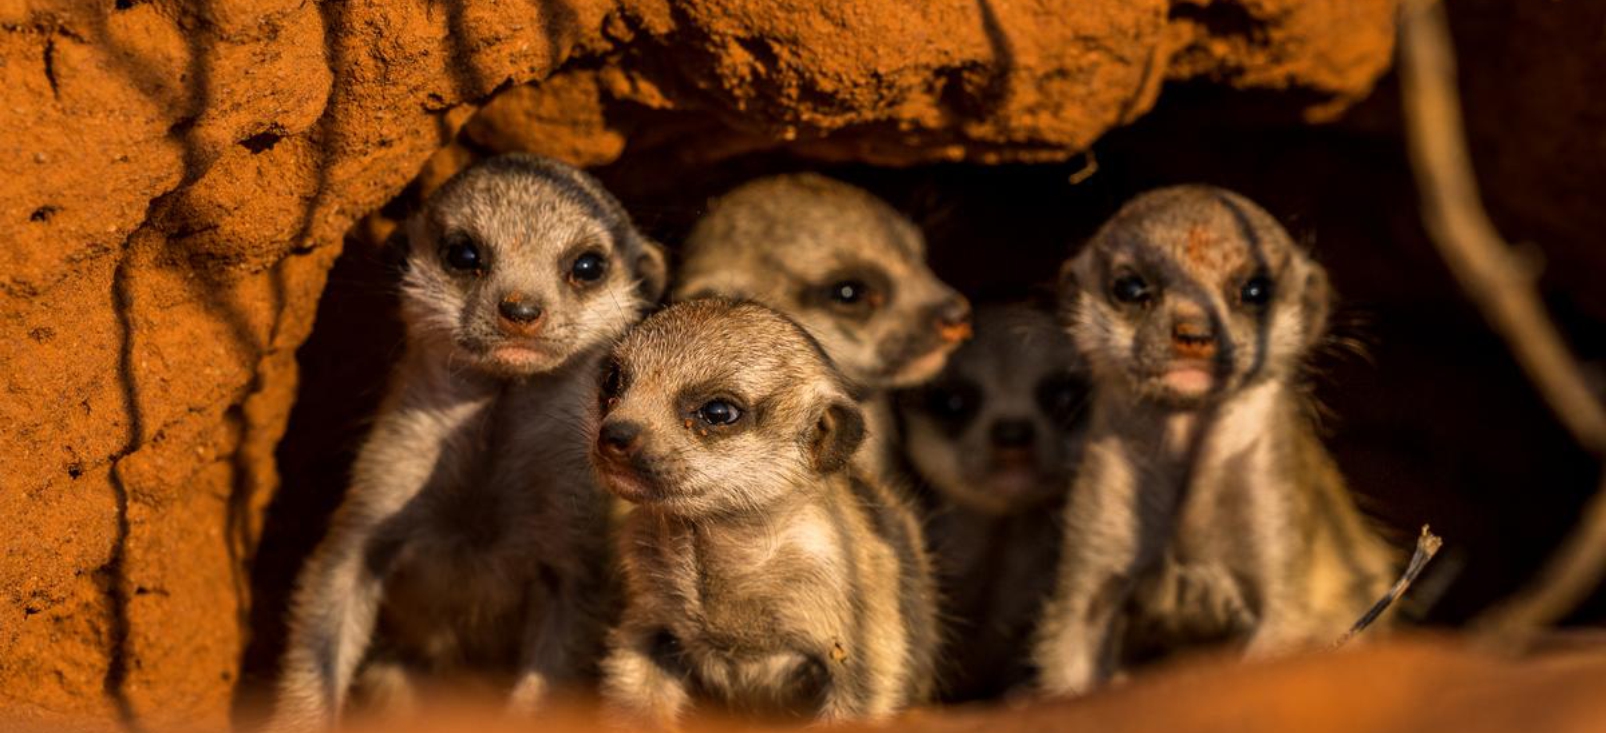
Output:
1397,0,1606,641
1336,526,1443,646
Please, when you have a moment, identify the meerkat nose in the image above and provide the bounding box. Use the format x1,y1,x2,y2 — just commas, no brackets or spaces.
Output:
989,418,1036,448
1170,318,1217,359
932,295,973,343
598,419,644,459
498,295,544,325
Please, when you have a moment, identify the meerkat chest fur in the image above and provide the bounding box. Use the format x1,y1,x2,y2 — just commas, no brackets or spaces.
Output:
368,348,610,663
1093,380,1289,638
628,491,856,655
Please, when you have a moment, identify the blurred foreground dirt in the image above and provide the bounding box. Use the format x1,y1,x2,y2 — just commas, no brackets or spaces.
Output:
11,637,1606,733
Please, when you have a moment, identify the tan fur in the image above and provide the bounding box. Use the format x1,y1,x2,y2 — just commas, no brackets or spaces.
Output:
592,300,937,726
1033,186,1397,697
896,304,1091,700
672,174,971,479
269,155,666,730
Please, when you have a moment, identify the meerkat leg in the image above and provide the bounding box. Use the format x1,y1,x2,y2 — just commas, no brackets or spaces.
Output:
507,574,591,715
1033,446,1151,696
601,626,693,730
271,537,387,732
1243,579,1315,659
349,656,422,720
814,669,870,724
1233,482,1319,659
1034,571,1134,696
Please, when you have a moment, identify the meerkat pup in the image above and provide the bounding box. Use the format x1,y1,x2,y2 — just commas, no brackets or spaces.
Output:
592,300,938,726
673,174,972,476
269,154,667,730
1032,185,1397,697
896,303,1091,700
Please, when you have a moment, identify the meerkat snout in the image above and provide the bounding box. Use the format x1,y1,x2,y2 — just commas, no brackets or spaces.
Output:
595,419,642,458
931,294,974,344
989,418,1034,448
592,417,655,502
496,293,544,329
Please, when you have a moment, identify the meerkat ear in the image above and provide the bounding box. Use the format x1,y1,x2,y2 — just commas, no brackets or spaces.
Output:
808,400,866,474
634,238,669,303
1300,261,1333,346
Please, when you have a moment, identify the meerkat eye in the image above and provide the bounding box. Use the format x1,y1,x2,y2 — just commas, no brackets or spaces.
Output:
1239,274,1274,308
1036,373,1090,427
923,382,979,425
441,233,485,274
569,251,608,285
826,279,884,312
831,280,867,304
1110,274,1152,305
695,399,742,426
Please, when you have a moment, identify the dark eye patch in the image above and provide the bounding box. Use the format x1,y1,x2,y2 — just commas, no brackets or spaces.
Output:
1109,272,1153,306
806,265,893,320
599,359,628,412
1036,372,1090,429
1238,273,1274,309
914,379,981,436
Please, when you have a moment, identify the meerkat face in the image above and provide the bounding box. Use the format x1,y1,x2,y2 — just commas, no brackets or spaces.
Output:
396,154,667,378
590,300,866,518
1061,185,1330,409
673,174,971,390
899,305,1090,514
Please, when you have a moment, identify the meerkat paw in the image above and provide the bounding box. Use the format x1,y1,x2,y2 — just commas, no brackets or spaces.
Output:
505,672,550,717
260,701,331,733
1242,620,1322,661
1034,656,1098,698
